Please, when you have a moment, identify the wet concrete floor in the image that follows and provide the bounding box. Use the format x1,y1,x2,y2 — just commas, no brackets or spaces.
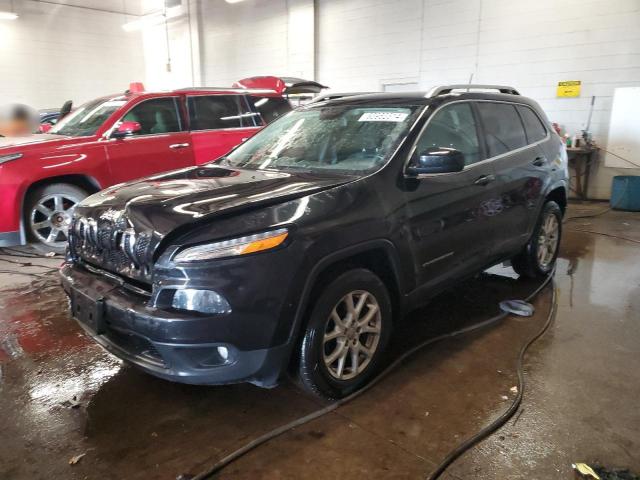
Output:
0,202,638,479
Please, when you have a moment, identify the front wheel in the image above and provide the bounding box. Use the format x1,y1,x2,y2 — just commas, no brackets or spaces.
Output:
512,200,562,278
25,183,88,255
297,269,392,399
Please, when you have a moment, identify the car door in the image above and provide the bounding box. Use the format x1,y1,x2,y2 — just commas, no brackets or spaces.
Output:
105,96,195,184
475,101,548,257
403,101,503,290
187,94,263,164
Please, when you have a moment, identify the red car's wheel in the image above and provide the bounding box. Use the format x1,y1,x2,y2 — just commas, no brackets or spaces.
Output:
25,183,88,254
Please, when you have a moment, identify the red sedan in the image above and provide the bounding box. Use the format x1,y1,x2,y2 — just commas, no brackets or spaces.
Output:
0,79,318,253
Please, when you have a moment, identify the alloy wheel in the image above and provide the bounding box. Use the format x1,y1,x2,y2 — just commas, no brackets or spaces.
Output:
537,212,559,270
322,290,382,381
29,193,81,248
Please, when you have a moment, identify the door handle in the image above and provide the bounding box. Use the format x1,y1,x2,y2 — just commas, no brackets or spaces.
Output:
532,156,547,167
474,174,495,186
169,143,190,150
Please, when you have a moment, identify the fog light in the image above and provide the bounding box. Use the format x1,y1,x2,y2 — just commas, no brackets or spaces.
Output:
171,289,231,314
177,344,234,368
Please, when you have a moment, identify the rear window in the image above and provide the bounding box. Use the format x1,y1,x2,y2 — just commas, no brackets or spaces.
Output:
476,102,527,157
248,96,292,124
187,95,258,130
517,105,547,144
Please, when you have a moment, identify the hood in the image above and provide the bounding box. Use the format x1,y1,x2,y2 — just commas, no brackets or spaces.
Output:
78,165,352,237
0,134,68,148
71,164,353,283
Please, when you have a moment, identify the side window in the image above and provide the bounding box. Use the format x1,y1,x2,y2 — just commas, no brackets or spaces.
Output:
248,96,292,124
122,98,182,136
476,102,527,156
517,105,547,144
187,95,257,130
416,102,483,166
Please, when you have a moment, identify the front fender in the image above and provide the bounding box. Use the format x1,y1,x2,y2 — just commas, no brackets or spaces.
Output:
273,238,405,376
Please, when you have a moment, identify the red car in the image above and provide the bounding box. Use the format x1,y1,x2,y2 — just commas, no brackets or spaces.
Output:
0,78,324,253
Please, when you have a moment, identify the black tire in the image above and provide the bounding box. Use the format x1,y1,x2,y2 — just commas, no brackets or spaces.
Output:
297,268,393,399
24,183,88,255
512,201,562,278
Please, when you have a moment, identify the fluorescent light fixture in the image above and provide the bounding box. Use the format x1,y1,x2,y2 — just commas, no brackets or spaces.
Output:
225,0,246,3
122,5,182,32
0,11,18,20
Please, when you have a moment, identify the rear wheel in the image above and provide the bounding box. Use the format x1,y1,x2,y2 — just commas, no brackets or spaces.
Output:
512,201,562,278
297,269,392,399
25,183,88,255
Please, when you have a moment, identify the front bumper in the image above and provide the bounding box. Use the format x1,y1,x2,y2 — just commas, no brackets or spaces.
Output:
59,263,289,387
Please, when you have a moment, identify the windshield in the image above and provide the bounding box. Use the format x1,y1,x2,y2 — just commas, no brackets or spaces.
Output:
220,104,422,174
50,98,127,137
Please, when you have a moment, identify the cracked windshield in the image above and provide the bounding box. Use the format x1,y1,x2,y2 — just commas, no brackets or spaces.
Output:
220,105,422,174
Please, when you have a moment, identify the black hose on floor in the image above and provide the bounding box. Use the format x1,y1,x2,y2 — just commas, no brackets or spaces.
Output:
426,283,557,480
187,272,557,480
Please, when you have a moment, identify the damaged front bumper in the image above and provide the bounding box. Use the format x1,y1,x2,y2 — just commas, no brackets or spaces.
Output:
59,262,288,387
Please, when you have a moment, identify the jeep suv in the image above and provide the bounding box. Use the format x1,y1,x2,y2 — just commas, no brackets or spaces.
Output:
60,85,568,398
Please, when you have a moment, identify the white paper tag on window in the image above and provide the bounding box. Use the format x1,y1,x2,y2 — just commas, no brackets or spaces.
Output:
358,112,408,122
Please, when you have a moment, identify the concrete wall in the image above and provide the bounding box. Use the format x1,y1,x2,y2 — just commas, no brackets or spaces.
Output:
0,0,145,109
316,0,640,198
197,0,314,87
193,0,640,199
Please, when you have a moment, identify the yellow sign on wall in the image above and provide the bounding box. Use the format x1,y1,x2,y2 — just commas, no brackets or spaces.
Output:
557,80,581,98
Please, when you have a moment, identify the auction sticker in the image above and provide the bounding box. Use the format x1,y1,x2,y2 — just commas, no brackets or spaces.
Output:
359,112,408,122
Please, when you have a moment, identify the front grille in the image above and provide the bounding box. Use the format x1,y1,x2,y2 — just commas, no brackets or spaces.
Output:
70,212,153,283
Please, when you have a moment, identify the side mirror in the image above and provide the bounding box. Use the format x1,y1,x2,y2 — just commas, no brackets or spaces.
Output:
406,147,465,176
111,121,141,139
39,123,52,133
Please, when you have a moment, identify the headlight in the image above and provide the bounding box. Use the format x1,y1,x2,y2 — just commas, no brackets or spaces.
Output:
0,153,23,165
171,289,231,314
174,228,289,263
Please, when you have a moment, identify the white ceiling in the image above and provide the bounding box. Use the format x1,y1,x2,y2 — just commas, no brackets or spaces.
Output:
1,0,148,16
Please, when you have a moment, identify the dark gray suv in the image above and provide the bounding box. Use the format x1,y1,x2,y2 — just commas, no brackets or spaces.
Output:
61,84,568,398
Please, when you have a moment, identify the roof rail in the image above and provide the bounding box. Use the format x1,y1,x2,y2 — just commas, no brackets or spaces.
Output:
427,84,520,97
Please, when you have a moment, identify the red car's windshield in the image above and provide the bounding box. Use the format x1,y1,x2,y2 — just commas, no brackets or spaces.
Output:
50,97,127,137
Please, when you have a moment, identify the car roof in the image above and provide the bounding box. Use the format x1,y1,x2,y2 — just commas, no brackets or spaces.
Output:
80,88,280,107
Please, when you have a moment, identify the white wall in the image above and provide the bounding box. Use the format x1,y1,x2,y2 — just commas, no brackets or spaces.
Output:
0,0,145,109
316,0,640,199
142,16,195,90
197,0,314,87
139,0,202,90
188,0,640,198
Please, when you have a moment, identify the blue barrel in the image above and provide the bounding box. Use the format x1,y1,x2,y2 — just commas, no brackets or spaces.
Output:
611,175,640,211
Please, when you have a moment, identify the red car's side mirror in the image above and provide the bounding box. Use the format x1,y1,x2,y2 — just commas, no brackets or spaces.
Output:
39,123,52,133
111,121,141,139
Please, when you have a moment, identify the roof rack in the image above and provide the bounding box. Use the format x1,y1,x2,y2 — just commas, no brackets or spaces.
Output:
427,84,520,97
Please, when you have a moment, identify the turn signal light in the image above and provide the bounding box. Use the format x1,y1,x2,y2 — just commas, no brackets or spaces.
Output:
174,228,289,263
